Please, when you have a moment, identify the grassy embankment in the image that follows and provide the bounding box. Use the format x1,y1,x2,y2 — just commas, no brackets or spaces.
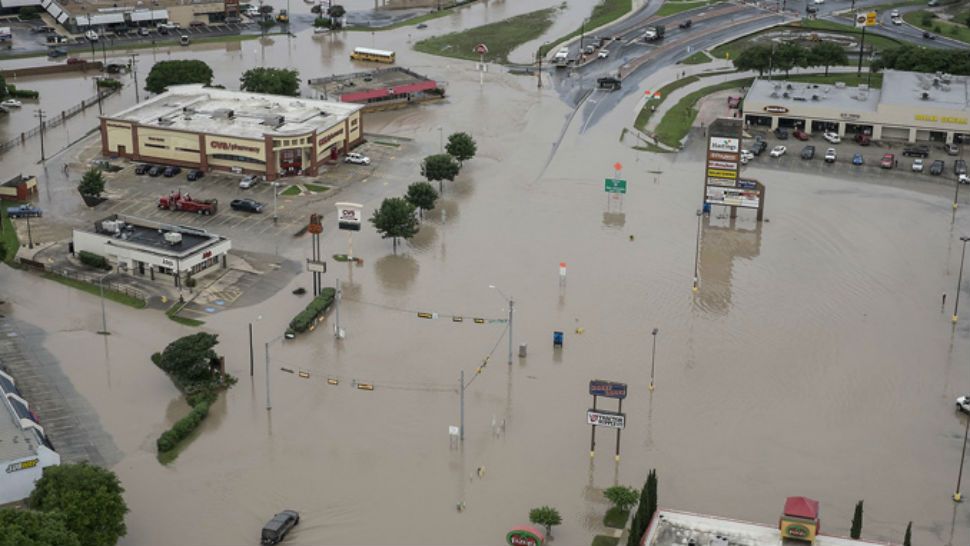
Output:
544,0,633,52
680,51,712,65
656,0,718,17
0,207,19,264
414,7,557,64
904,10,970,44
710,20,904,61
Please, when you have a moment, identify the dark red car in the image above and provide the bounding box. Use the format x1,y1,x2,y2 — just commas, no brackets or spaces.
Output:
793,128,809,141
65,57,84,65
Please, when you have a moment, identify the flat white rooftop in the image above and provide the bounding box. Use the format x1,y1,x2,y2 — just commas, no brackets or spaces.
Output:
644,510,893,546
104,84,363,141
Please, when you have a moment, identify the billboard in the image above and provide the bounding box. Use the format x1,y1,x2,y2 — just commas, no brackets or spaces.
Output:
589,380,628,399
708,137,740,153
706,186,760,209
587,409,626,429
335,202,363,231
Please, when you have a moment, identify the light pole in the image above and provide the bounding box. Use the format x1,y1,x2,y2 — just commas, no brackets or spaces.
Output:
489,284,514,366
955,414,970,502
955,176,962,210
263,333,286,410
97,274,110,335
692,208,702,292
536,42,548,88
953,236,970,323
438,127,443,153
272,181,279,223
249,315,262,377
648,328,658,391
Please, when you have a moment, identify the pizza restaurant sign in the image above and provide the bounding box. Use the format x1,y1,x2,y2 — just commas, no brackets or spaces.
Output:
507,527,545,546
209,140,260,153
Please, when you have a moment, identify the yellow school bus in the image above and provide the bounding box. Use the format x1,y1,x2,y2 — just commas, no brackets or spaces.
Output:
350,47,396,64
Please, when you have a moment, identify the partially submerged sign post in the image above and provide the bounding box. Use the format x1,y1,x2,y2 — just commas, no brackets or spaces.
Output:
703,118,765,221
336,202,363,260
588,379,627,461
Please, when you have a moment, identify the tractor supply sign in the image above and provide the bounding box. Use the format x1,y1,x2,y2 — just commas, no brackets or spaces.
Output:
708,137,739,153
587,409,626,429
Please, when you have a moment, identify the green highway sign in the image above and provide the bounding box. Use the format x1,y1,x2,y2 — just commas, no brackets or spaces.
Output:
604,178,627,194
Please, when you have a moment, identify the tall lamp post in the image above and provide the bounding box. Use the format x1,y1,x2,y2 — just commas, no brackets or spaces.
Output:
955,175,962,210
692,208,702,292
249,315,262,377
955,413,970,502
953,235,970,323
648,328,659,391
97,274,110,335
271,181,279,223
489,284,514,366
536,42,548,88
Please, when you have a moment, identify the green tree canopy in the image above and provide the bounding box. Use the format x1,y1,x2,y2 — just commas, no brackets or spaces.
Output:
809,42,849,76
157,332,220,383
78,168,105,197
773,42,806,77
28,463,127,546
0,508,81,546
872,45,970,75
903,521,911,546
145,60,213,94
328,4,346,26
420,154,461,192
240,68,301,96
629,469,658,546
604,485,639,512
733,44,772,75
529,506,562,536
404,181,438,218
0,74,8,100
370,197,419,252
445,132,477,165
850,500,864,539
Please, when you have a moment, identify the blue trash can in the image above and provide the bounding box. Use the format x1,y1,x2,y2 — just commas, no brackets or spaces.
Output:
553,331,564,347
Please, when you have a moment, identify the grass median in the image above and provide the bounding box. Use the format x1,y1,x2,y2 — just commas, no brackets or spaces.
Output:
42,272,147,309
656,0,717,17
710,21,903,62
0,207,20,264
415,7,557,64
680,51,712,65
633,75,700,131
545,0,632,52
904,10,970,44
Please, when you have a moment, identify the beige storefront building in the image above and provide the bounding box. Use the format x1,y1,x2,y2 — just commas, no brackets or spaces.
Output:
100,84,364,180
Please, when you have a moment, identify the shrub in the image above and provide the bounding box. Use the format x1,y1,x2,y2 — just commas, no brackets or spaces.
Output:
96,78,122,90
156,398,211,453
7,85,39,99
78,250,109,270
921,11,935,26
18,6,40,19
185,275,197,288
287,287,336,335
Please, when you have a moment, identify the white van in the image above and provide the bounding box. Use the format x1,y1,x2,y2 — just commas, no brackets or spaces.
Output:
179,34,190,45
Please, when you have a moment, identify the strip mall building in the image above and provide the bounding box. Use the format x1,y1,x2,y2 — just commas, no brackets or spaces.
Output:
99,84,364,180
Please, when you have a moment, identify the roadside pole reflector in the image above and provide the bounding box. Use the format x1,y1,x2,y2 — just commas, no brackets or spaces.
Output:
298,370,310,379
357,382,375,391
327,377,340,385
473,318,486,324
418,312,433,319
453,316,464,322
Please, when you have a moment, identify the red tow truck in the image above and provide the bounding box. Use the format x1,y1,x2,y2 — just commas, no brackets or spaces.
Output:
158,191,218,215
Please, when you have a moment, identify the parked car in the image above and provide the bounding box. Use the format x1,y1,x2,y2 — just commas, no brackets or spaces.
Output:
313,27,330,34
598,49,610,59
854,133,871,146
66,57,85,65
824,148,837,163
930,160,945,176
891,16,902,25
957,395,970,414
0,99,22,108
890,9,900,17
230,198,264,213
961,174,970,185
774,127,788,140
800,145,815,160
163,166,181,177
179,34,190,46
189,21,206,28
739,150,754,164
903,144,930,157
770,145,787,158
751,137,768,156
945,143,960,156
261,510,299,545
134,164,152,175
956,160,968,176
47,47,67,58
187,169,205,181
912,158,924,172
85,30,99,42
344,152,371,165
823,131,841,144
148,165,164,177
923,31,936,40
416,23,428,29
880,153,895,169
793,128,809,141
158,25,170,35
31,25,54,33
239,175,263,189
583,45,596,55
6,204,42,218
139,27,151,36
852,153,864,166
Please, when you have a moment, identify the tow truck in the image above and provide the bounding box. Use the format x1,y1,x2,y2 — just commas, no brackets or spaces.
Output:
158,191,218,215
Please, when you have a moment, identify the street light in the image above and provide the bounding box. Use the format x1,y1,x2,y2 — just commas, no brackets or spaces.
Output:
249,315,262,377
955,413,970,502
97,274,110,335
692,209,702,292
489,284,514,366
953,235,970,323
648,328,659,391
272,181,279,223
955,175,962,210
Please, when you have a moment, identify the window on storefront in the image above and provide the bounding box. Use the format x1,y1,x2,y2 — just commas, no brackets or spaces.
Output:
144,143,168,149
210,154,266,164
175,147,200,153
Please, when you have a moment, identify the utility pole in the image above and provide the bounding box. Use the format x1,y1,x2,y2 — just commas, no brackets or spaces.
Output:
248,322,255,376
857,25,866,75
25,214,34,249
129,54,140,103
264,341,271,410
334,278,342,339
97,275,109,335
649,328,658,391
507,297,513,366
956,413,970,502
35,110,46,162
953,236,970,323
459,369,465,441
692,209,702,292
536,45,543,88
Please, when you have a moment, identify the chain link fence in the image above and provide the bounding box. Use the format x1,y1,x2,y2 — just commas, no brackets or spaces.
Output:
45,266,150,303
0,88,118,155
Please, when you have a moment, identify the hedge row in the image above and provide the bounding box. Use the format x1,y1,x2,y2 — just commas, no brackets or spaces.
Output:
287,287,336,336
156,398,211,453
96,78,123,90
7,85,39,99
78,250,109,270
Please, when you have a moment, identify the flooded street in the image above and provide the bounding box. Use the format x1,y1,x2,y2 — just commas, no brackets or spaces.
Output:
3,3,970,546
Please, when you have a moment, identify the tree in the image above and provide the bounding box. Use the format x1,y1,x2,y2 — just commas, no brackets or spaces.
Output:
850,500,864,539
774,42,806,78
604,485,639,512
920,11,934,26
328,4,346,27
314,16,331,28
0,508,81,546
405,182,438,219
445,132,477,166
903,521,912,546
78,168,105,197
240,68,301,97
809,42,848,76
370,197,419,252
733,44,772,75
156,332,220,383
529,506,562,536
28,463,127,546
144,60,213,94
0,74,7,100
629,469,658,546
421,154,460,192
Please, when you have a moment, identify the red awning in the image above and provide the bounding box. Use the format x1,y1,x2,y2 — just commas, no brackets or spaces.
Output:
784,496,819,519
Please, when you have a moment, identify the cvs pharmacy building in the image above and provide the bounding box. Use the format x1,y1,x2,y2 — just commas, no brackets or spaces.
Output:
100,84,364,180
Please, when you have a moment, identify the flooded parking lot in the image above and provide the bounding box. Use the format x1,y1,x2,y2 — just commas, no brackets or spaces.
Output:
3,3,970,546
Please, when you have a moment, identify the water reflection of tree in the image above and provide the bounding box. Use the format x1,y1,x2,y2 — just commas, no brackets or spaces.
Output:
695,216,763,315
433,199,460,225
408,223,439,253
375,253,420,291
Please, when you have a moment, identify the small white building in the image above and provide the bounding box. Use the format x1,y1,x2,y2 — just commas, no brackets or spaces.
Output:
0,369,60,505
72,215,231,285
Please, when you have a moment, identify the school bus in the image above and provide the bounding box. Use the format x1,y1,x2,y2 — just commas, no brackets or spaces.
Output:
350,47,396,64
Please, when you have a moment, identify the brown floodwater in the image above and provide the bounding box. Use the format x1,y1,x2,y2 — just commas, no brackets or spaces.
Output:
3,4,970,546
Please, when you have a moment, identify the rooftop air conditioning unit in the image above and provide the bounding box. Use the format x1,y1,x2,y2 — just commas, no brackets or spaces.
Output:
921,92,930,100
941,73,952,83
163,232,183,245
101,220,121,233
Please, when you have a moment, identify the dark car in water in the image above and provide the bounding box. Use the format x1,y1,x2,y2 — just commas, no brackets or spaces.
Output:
187,169,204,181
930,160,945,176
148,165,164,177
163,166,181,177
956,159,967,176
800,145,815,160
261,510,299,545
751,136,768,156
774,127,788,140
230,198,264,213
134,164,152,175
